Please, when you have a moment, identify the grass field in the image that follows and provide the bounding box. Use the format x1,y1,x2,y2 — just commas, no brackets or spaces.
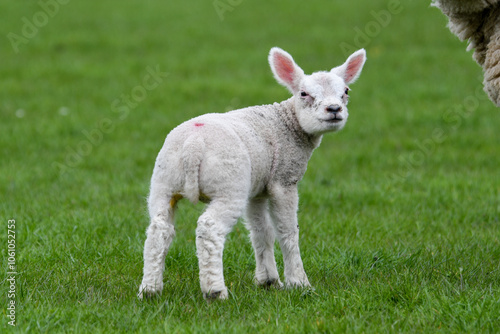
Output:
1,0,500,332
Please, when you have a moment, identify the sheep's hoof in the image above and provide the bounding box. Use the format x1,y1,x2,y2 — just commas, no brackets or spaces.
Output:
257,278,284,290
204,288,228,301
284,279,311,289
138,283,162,300
300,286,317,297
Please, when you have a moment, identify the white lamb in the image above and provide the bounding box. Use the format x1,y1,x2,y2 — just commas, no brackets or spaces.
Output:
138,47,367,300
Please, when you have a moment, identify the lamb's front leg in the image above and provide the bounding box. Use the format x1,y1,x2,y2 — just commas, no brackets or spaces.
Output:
246,198,283,289
269,185,310,288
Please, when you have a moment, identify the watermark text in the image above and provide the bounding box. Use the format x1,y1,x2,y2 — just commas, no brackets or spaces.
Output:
213,0,243,21
340,0,403,56
7,0,71,54
6,219,17,326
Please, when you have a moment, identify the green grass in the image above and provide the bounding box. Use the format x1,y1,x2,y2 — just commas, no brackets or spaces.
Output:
1,0,499,332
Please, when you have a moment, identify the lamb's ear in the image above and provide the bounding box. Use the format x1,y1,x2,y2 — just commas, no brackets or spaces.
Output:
269,47,304,94
332,49,366,85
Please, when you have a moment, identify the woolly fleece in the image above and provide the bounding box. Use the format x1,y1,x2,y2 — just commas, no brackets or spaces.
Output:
432,0,500,106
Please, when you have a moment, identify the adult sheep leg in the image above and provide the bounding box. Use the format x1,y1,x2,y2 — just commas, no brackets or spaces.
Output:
269,185,310,288
245,198,283,288
196,199,245,300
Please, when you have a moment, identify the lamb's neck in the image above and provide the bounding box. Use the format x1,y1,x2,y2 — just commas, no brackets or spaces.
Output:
275,98,322,149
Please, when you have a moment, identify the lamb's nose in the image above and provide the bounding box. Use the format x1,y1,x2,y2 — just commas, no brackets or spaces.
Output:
326,104,342,113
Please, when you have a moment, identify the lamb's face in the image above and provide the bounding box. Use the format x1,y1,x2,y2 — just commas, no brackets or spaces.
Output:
294,72,350,135
269,47,366,137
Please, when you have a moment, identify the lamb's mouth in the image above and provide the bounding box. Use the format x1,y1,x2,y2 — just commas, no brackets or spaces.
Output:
322,117,343,123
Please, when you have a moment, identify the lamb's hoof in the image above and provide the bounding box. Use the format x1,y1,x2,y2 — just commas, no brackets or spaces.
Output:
203,288,228,301
138,283,162,300
283,280,316,297
300,286,317,297
284,278,311,289
257,278,284,290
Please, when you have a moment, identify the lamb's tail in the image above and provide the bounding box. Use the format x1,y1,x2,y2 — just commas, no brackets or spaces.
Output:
181,135,205,204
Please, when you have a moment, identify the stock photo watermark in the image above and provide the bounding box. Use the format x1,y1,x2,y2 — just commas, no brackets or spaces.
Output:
7,0,71,54
213,0,243,21
389,83,489,183
52,65,169,175
6,219,17,326
340,0,403,57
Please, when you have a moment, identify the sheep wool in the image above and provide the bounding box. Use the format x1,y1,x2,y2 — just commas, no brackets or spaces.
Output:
138,47,366,300
432,0,500,106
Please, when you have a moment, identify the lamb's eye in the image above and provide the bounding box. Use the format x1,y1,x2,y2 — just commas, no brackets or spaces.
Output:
300,91,308,97
344,88,349,95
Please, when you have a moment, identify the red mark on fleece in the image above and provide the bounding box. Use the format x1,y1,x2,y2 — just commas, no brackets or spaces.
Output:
194,123,204,127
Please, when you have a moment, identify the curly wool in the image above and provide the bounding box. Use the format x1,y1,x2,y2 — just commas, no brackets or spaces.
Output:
432,0,500,106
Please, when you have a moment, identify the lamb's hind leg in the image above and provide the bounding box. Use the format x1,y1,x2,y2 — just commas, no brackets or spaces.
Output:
196,198,245,300
246,198,283,289
138,193,177,299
